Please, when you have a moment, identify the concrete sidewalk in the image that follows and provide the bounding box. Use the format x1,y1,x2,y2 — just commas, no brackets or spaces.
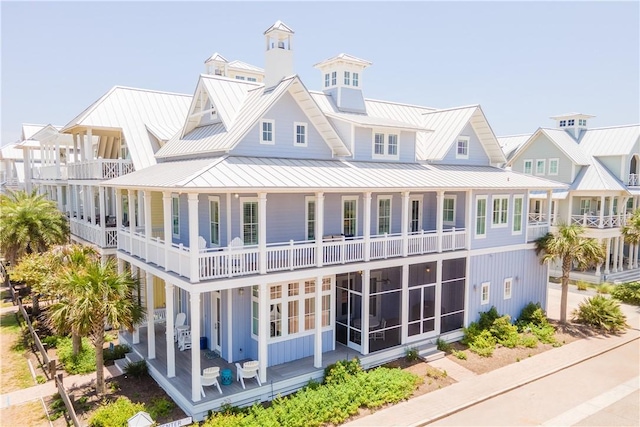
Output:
0,365,122,409
345,287,640,427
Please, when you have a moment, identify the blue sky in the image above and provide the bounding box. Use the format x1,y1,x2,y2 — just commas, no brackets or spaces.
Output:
2,1,638,145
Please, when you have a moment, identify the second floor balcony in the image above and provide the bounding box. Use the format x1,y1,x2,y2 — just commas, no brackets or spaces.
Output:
69,216,118,248
68,158,134,180
32,165,68,181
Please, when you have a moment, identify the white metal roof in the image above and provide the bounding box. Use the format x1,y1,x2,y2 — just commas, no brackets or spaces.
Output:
549,112,595,120
324,111,428,131
204,52,228,64
61,86,191,170
21,124,47,140
571,157,629,193
508,128,591,167
578,124,640,156
105,155,566,192
264,20,294,35
0,143,25,160
228,60,264,73
498,134,531,161
313,53,372,69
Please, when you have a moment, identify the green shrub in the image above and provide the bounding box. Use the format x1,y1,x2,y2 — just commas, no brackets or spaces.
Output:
489,315,519,348
478,306,500,330
42,335,60,349
103,344,131,362
405,347,419,362
452,350,467,360
56,336,96,374
36,375,46,384
124,360,148,378
48,394,66,421
519,334,539,348
89,397,146,427
576,281,589,291
468,330,496,357
528,323,557,344
148,397,174,419
436,338,451,353
597,283,614,295
323,358,361,385
572,295,628,333
461,321,482,345
516,302,548,330
611,282,640,306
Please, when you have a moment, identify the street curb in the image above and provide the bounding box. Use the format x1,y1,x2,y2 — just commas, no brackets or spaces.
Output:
409,333,640,427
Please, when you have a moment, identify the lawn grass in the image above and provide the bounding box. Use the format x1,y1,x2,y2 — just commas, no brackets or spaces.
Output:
0,312,35,391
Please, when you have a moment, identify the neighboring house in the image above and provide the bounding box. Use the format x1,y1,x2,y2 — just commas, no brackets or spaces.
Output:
91,21,564,419
1,124,48,194
503,113,640,284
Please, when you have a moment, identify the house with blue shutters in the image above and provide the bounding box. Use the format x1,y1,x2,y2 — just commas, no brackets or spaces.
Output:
30,20,565,420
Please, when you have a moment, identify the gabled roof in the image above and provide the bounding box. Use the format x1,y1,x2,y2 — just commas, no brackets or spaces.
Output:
21,124,47,140
578,124,640,156
264,20,294,35
228,60,264,73
61,86,191,170
550,112,595,120
105,155,566,192
324,111,428,132
497,133,531,161
314,53,372,69
571,157,628,193
508,128,591,166
204,52,228,64
0,143,25,160
422,105,505,164
157,76,350,159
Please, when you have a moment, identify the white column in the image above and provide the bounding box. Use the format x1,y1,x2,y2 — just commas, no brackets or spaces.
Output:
546,190,553,225
315,192,324,267
86,129,93,162
137,190,144,230
465,190,473,249
99,186,106,246
190,291,201,402
612,236,619,273
258,193,267,274
258,282,268,383
435,259,443,334
57,186,64,211
128,190,136,249
598,196,605,228
401,264,409,343
567,196,574,225
604,237,611,275
131,266,140,344
54,137,61,179
163,192,172,271
628,244,634,269
72,133,79,163
619,236,625,271
187,193,200,283
165,282,175,377
363,192,372,261
146,271,156,359
226,289,233,361
362,269,370,355
143,191,152,261
436,191,444,253
83,185,90,220
635,244,639,269
66,185,72,217
314,275,323,368
401,191,410,257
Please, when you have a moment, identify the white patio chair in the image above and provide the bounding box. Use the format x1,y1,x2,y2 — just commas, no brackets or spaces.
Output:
174,312,186,341
235,360,261,389
200,367,222,396
372,318,387,341
178,329,192,351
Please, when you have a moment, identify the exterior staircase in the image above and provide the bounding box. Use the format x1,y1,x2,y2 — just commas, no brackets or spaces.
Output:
114,349,145,374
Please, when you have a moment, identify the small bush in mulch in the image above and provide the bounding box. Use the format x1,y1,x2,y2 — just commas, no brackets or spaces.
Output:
572,295,628,333
611,281,640,306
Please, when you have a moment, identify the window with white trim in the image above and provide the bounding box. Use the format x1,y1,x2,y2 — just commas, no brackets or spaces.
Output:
481,282,490,305
235,75,245,81
209,196,220,245
305,196,315,241
171,195,180,237
503,277,512,300
443,196,456,225
324,73,330,87
567,119,575,126
512,195,523,234
476,196,487,238
344,71,350,85
241,198,258,245
492,195,509,227
549,158,559,175
524,159,533,175
559,120,567,127
578,119,587,126
388,134,398,156
353,72,359,87
260,120,274,144
294,122,307,146
409,196,423,233
331,71,337,86
372,131,399,159
456,136,469,159
377,196,391,234
247,77,257,82
580,198,591,215
535,159,545,175
342,196,358,237
374,133,385,155
251,286,259,335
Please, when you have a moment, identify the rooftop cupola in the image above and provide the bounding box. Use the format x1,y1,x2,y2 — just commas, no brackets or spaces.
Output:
204,52,229,76
550,112,595,140
314,53,372,114
264,20,294,88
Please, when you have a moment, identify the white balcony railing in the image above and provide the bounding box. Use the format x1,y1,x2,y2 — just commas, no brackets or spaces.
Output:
70,218,118,248
570,214,626,229
118,228,467,282
68,159,134,180
527,223,549,242
32,165,67,180
629,173,638,186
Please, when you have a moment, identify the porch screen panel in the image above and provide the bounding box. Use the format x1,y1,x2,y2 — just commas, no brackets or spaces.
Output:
441,258,466,333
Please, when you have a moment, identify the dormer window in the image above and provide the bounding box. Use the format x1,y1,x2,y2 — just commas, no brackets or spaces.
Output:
353,72,359,87
260,120,275,145
331,71,337,86
456,136,469,159
559,120,567,127
344,71,350,85
578,119,587,126
235,76,246,80
567,119,575,126
324,73,330,88
372,131,399,159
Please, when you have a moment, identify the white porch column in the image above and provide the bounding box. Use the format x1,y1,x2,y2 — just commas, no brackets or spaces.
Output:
401,264,409,343
162,192,172,270
66,185,72,217
598,196,605,228
362,269,370,355
143,191,152,261
465,190,473,249
363,192,372,261
187,193,200,283
258,192,267,274
628,244,634,269
57,186,64,211
55,137,61,179
401,191,410,257
315,192,325,268
146,271,156,359
226,289,233,361
436,191,444,253
128,190,136,250
314,274,323,368
566,196,573,225
99,186,106,246
546,190,553,225
165,282,176,378
86,129,93,162
72,133,79,163
612,236,619,273
619,236,625,271
137,190,144,230
258,282,268,383
635,244,639,269
190,291,201,402
604,237,611,275
23,149,31,192
131,266,140,344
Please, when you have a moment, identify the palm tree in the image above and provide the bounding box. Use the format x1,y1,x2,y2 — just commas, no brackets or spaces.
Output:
0,190,68,265
535,223,606,323
48,259,144,394
622,209,640,263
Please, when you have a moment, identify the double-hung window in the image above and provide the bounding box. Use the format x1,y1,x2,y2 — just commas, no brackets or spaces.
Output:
294,122,307,146
377,196,391,235
374,133,385,155
324,73,330,87
503,278,513,300
535,159,545,175
579,199,591,215
549,159,559,175
492,195,509,228
475,196,487,238
387,134,398,156
241,199,258,245
524,159,533,175
372,131,399,159
353,72,359,87
305,196,315,241
409,196,423,233
331,71,337,86
171,195,180,237
456,136,469,159
344,71,350,85
481,282,490,305
260,120,274,144
209,196,220,245
342,197,357,237
443,196,456,225
512,195,523,234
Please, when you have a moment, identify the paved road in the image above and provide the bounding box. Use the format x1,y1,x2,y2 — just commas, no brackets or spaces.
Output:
430,340,639,426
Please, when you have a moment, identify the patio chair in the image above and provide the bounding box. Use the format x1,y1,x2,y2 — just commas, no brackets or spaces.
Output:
372,318,387,341
178,329,192,351
235,360,261,389
200,367,222,396
174,312,186,341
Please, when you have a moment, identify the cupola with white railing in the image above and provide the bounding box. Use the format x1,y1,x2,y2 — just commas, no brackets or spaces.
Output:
314,53,372,114
550,112,595,140
264,20,295,88
204,52,229,77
